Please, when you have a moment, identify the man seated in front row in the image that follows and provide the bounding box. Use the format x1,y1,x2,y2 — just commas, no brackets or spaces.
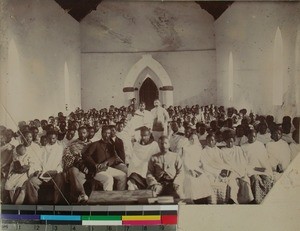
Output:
146,136,184,199
25,131,65,204
266,128,291,180
62,126,91,203
127,127,160,190
82,126,127,191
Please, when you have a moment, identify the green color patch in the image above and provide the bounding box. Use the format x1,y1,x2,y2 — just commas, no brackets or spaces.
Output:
81,215,122,221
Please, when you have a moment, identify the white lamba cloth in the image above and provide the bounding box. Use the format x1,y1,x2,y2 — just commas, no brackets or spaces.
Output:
182,143,213,200
41,142,64,174
241,141,273,177
127,141,160,177
266,139,291,171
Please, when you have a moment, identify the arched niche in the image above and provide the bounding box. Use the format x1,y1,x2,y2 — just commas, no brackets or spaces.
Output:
273,27,284,106
123,54,173,107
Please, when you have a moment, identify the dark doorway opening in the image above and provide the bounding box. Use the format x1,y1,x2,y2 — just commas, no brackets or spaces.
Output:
139,78,159,110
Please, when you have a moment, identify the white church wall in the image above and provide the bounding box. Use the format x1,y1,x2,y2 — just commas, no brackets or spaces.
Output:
81,1,217,110
0,0,81,129
215,1,300,122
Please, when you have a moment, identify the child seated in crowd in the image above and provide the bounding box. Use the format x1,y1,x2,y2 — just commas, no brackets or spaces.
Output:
5,144,29,204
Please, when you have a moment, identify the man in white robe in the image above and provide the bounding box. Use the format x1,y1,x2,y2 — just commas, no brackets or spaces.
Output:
242,130,273,204
127,127,160,190
201,134,239,204
221,135,254,204
134,102,154,129
151,99,169,141
131,102,153,141
60,129,76,148
266,129,291,179
25,131,65,204
290,130,300,160
182,134,213,203
196,123,208,147
256,123,272,145
92,121,102,141
116,122,133,165
234,125,248,146
201,135,230,183
168,121,185,153
176,126,192,157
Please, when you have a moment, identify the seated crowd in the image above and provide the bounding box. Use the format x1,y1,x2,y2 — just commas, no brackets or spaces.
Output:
1,99,299,205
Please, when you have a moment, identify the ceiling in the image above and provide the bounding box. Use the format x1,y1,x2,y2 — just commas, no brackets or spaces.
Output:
196,1,234,20
54,0,103,22
54,0,234,22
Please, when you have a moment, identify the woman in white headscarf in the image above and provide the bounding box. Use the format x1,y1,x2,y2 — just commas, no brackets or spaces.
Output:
182,134,213,204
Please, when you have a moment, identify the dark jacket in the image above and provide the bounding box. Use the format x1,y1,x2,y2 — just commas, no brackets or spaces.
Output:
111,137,125,163
82,139,122,174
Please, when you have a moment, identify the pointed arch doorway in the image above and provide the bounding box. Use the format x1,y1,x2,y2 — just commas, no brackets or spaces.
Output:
123,55,174,107
139,77,159,110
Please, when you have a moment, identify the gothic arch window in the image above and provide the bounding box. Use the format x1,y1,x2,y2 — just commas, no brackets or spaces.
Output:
5,39,21,130
228,51,234,104
273,27,284,106
295,25,300,115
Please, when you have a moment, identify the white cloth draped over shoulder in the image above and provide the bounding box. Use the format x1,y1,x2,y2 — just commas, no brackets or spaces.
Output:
221,146,249,178
234,136,248,146
116,130,133,164
29,142,64,179
241,141,273,177
42,142,64,174
151,106,169,133
182,139,213,200
200,146,230,182
176,137,190,157
127,141,160,178
127,109,153,141
256,133,272,145
59,137,76,149
290,143,300,160
169,132,184,153
5,150,32,190
266,139,291,171
27,142,43,176
134,109,154,130
221,145,254,203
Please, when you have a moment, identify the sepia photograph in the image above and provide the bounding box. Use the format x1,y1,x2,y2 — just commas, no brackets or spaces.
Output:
0,0,300,216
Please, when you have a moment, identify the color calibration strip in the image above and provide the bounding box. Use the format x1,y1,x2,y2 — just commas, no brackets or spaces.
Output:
1,214,177,225
1,205,178,226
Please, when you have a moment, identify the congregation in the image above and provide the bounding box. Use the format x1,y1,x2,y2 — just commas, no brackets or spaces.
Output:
1,99,299,205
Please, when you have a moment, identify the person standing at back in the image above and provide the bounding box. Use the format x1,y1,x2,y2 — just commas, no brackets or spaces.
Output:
151,99,169,142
